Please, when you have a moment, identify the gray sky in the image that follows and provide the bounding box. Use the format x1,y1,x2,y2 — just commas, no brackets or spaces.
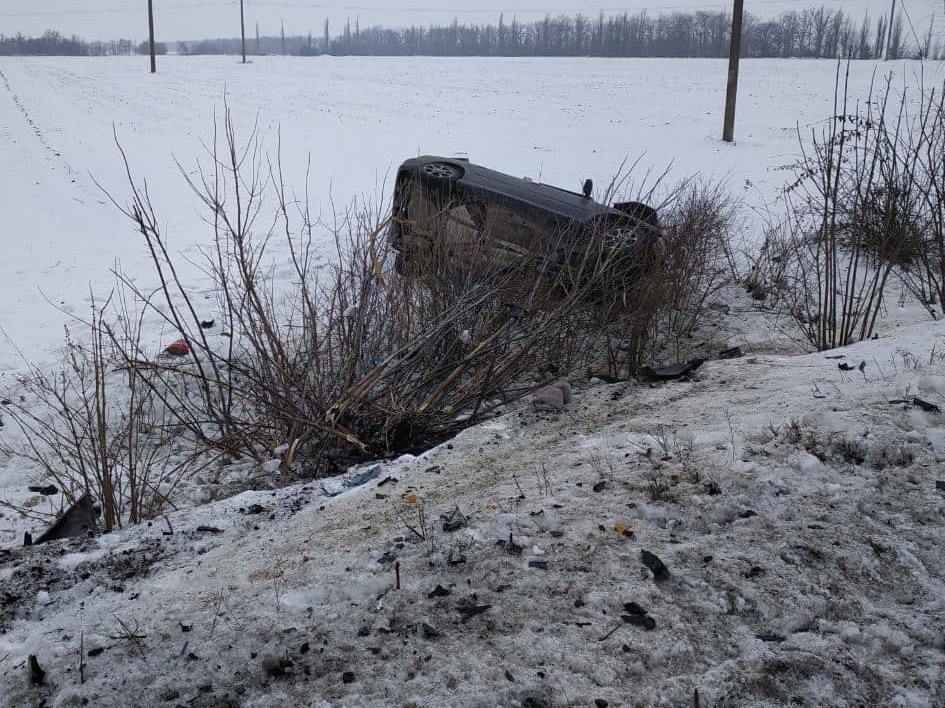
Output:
0,1,941,41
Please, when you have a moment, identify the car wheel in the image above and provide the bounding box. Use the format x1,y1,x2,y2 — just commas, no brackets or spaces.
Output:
422,162,463,181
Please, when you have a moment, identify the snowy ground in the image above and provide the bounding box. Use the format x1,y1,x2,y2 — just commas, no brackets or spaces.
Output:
2,56,945,706
2,316,945,706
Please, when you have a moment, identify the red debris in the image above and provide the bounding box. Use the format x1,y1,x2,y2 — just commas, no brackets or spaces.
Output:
164,339,190,356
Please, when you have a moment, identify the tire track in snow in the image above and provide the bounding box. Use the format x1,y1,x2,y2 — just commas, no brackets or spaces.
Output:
0,66,88,200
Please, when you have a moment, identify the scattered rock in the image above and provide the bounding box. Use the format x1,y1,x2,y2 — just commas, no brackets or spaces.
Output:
532,385,565,413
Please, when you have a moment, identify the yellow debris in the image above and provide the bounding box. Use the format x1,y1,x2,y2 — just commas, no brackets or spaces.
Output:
614,523,633,537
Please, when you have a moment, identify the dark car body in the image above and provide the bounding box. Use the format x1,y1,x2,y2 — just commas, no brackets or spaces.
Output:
388,156,660,285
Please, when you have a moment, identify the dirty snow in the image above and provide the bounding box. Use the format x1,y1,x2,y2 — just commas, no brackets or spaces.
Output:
2,318,945,706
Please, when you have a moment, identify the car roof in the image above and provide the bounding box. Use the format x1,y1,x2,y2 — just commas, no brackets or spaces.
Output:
398,156,622,225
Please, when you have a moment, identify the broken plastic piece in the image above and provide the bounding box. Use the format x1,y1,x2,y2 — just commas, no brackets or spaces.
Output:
640,359,704,381
164,339,190,356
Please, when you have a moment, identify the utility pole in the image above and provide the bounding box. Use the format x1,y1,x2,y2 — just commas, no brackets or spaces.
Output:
240,0,247,63
256,22,260,55
722,0,744,143
884,0,897,60
147,0,156,73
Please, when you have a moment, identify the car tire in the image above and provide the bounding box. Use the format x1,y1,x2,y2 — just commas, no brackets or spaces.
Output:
422,162,464,181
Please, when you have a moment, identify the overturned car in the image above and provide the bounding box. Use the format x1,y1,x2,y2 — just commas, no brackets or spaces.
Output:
387,156,661,302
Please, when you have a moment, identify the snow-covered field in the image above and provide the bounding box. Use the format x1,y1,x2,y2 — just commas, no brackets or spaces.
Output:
2,56,945,706
1,56,941,370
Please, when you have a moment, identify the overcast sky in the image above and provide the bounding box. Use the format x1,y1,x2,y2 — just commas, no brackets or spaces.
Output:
0,1,941,41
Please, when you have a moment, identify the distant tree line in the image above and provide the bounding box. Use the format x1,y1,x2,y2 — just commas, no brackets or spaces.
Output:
310,9,939,60
0,30,166,56
2,6,942,60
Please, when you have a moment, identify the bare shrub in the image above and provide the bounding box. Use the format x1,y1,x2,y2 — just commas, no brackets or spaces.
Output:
774,64,930,350
895,86,945,315
102,109,634,474
0,296,193,530
597,177,738,376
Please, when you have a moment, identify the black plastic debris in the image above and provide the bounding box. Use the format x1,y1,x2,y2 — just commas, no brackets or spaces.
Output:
200,319,215,329
621,601,656,630
719,346,743,360
441,507,467,532
28,485,58,496
457,602,492,622
528,560,548,570
28,655,45,685
935,481,945,492
428,584,452,598
345,465,383,489
35,494,97,544
498,532,524,555
890,397,942,413
640,359,704,382
376,550,397,565
641,550,669,580
838,361,866,372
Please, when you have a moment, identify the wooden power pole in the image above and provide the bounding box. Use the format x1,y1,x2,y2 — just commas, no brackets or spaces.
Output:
722,0,744,142
240,0,247,63
884,0,897,60
147,0,157,73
